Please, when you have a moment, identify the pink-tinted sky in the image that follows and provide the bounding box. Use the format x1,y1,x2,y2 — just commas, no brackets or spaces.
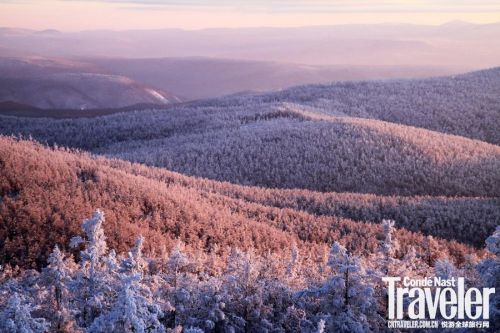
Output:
1,0,500,31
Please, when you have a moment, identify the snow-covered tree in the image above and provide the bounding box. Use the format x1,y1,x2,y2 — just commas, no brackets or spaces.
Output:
434,258,459,280
485,226,500,256
165,242,190,284
162,241,194,329
326,242,365,310
39,245,79,332
43,246,71,312
0,292,50,333
424,235,441,266
88,274,164,333
121,236,146,275
301,242,380,333
220,248,272,332
70,210,108,286
381,219,399,276
70,210,116,327
316,319,325,333
285,242,304,290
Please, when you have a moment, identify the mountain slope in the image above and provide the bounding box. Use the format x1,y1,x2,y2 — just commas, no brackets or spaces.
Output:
211,67,500,145
94,106,500,197
0,137,482,269
97,156,500,248
2,99,499,197
0,56,180,109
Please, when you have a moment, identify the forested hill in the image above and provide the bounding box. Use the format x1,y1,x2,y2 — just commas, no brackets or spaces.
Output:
196,67,500,145
1,136,499,332
1,68,499,197
0,136,489,270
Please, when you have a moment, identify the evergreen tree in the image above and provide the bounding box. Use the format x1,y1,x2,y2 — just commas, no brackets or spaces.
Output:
41,245,77,332
121,236,146,274
434,258,459,280
43,246,71,312
88,274,165,333
162,241,193,329
70,210,116,327
312,242,380,332
222,248,270,333
381,219,399,276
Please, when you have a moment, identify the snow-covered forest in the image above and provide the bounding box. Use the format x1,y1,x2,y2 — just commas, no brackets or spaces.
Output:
1,210,498,332
1,69,499,197
0,67,499,332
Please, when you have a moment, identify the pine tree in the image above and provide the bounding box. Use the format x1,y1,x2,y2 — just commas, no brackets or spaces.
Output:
70,210,116,327
312,242,380,332
41,245,77,332
162,241,193,329
485,226,500,256
88,274,165,333
286,242,304,289
222,248,270,333
316,319,325,333
70,209,108,296
381,219,399,276
43,245,71,312
424,235,441,266
434,258,459,280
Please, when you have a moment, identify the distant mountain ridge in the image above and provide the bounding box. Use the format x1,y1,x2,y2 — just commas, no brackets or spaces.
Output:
86,57,460,100
0,54,461,110
1,22,499,68
0,56,181,109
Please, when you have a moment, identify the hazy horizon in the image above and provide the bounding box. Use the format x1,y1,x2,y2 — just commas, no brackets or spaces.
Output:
2,0,500,31
1,2,499,109
2,19,500,34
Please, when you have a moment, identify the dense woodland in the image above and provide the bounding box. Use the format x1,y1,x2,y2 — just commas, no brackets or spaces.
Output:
114,161,500,248
0,68,499,332
1,69,500,197
0,137,499,331
0,207,499,332
1,137,484,269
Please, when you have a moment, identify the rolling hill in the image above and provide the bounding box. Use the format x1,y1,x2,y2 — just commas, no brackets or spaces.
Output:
94,106,500,197
1,67,498,271
1,68,499,197
0,136,485,271
254,67,500,145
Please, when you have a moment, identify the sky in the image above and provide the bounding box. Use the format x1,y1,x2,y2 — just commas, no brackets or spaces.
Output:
1,0,500,31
